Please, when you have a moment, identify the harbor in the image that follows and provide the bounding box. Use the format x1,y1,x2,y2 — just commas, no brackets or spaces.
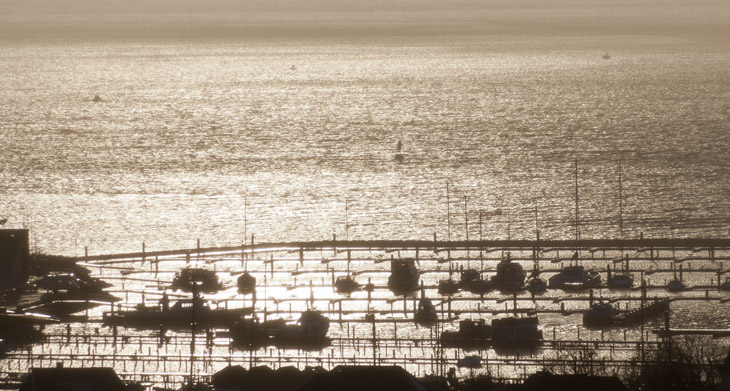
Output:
2,236,729,389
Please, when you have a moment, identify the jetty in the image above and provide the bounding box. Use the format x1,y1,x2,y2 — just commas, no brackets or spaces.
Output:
1,237,728,389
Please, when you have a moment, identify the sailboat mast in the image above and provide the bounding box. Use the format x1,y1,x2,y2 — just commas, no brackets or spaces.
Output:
618,160,624,242
446,182,452,242
189,282,198,390
574,159,580,245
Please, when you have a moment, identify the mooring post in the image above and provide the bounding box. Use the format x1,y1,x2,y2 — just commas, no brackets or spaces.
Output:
679,264,683,281
589,289,594,306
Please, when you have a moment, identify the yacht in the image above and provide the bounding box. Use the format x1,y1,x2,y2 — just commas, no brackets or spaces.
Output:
548,265,601,290
387,258,419,295
490,254,526,292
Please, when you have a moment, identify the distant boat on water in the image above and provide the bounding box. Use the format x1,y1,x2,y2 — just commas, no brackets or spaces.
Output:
394,140,405,162
602,53,611,60
92,94,102,102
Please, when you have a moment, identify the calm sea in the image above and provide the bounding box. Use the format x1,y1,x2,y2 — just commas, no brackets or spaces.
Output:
1,1,729,257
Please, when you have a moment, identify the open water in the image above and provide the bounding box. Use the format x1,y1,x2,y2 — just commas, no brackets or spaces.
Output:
1,1,730,256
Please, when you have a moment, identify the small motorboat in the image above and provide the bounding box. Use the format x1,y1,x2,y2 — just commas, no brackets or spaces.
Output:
583,301,620,328
666,278,687,292
170,267,222,293
335,275,360,295
441,319,491,348
387,258,419,296
438,278,460,296
608,272,634,289
237,272,256,295
20,289,118,318
459,269,492,294
548,265,601,290
414,292,438,326
527,276,547,294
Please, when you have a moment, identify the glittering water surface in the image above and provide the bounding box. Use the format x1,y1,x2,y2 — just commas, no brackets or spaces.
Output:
2,36,730,256
2,23,730,387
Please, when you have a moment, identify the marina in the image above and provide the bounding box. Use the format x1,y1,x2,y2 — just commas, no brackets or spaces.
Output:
1,237,729,389
3,2,730,388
